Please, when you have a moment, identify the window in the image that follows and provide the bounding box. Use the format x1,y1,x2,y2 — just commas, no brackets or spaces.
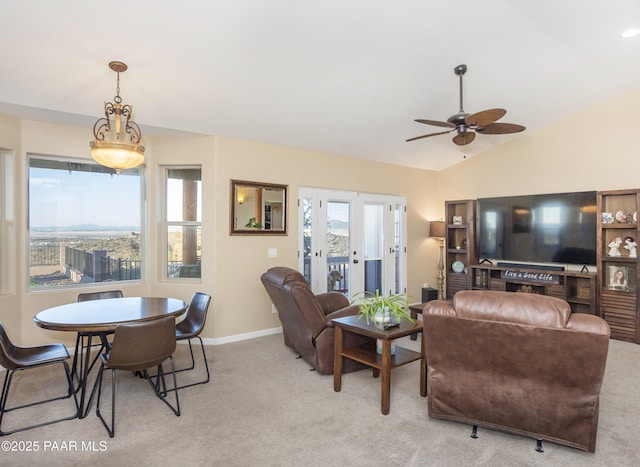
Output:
28,156,143,289
163,167,202,279
0,149,13,293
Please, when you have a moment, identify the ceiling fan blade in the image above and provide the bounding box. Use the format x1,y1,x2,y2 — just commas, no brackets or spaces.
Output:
465,108,506,127
414,119,455,129
406,129,454,142
452,131,476,146
476,122,526,135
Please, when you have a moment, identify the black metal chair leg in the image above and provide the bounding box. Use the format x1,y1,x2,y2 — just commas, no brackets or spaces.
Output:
143,357,180,416
149,337,210,391
183,340,196,371
471,425,478,439
95,362,115,438
0,362,79,436
175,336,210,388
536,439,544,452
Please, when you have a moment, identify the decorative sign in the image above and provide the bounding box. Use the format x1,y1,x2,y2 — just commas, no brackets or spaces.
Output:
500,269,560,284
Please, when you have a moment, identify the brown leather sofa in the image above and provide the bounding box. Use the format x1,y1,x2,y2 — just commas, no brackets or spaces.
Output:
422,290,610,452
261,266,371,375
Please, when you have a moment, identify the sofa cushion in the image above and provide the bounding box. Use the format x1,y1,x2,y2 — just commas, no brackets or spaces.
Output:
452,290,571,329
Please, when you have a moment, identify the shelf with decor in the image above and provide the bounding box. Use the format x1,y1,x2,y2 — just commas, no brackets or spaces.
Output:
470,264,597,315
597,189,640,343
444,200,475,299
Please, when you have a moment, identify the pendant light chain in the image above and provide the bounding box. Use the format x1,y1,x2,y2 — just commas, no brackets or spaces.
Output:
114,71,122,104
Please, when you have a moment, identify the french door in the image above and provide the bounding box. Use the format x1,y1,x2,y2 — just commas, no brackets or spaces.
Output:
298,188,406,299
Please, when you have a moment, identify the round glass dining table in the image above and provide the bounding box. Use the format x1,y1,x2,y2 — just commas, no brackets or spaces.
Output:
33,296,188,417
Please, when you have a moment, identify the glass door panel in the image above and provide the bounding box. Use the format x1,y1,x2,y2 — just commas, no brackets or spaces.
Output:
298,188,405,299
393,202,404,294
301,196,313,285
364,203,384,295
326,201,350,295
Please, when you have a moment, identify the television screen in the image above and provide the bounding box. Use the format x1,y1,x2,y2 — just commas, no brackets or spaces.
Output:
476,191,597,266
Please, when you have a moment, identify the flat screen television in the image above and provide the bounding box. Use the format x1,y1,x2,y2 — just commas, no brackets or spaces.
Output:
476,191,597,266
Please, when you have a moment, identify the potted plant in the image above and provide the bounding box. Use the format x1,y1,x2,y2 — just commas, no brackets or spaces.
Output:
244,217,263,229
352,290,416,356
352,290,415,327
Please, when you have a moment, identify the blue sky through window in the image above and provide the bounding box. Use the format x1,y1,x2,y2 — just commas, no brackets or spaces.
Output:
29,167,141,228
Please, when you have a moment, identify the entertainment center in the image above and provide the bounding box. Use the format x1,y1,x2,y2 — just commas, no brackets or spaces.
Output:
444,189,640,343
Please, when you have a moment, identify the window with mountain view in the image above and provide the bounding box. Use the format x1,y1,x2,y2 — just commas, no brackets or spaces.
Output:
164,166,202,280
28,156,143,289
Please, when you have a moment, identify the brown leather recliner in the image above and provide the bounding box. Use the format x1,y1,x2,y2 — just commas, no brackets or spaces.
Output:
423,290,610,453
261,266,371,375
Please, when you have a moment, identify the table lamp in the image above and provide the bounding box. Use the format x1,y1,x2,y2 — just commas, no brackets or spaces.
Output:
429,220,446,299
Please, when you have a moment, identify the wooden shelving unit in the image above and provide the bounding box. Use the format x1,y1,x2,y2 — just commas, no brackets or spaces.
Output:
470,264,597,315
444,200,476,299
597,189,640,343
443,191,640,343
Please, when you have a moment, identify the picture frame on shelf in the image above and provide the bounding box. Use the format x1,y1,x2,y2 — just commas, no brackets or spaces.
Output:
602,212,614,224
607,265,630,291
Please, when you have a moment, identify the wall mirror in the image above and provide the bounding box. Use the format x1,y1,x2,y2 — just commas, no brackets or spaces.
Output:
230,179,287,235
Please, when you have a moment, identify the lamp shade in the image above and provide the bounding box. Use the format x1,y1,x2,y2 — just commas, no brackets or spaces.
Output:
429,220,446,238
90,139,145,171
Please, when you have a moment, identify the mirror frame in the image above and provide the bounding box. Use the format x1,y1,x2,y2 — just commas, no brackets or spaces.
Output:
230,179,288,236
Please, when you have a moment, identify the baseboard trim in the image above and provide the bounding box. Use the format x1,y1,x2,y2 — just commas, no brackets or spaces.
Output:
39,327,286,361
192,326,283,346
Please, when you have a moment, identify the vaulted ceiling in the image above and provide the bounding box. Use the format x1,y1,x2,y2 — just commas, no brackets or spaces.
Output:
0,1,638,170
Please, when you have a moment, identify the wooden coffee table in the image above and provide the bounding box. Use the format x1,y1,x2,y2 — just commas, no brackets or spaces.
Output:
332,315,426,415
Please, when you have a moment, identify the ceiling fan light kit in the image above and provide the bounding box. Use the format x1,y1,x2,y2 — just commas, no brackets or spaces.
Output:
407,64,525,146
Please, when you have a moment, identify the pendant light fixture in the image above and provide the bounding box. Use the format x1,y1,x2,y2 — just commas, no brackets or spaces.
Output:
90,61,145,173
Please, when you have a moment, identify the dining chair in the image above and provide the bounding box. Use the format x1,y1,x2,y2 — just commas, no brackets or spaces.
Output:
93,316,180,438
175,292,211,388
0,322,79,435
71,290,123,394
149,292,211,390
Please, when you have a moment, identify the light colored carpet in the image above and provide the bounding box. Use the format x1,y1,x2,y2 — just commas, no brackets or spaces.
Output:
1,333,639,466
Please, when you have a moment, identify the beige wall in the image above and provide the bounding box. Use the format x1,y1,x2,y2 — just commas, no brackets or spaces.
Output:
213,136,440,338
3,88,637,346
0,118,440,346
437,90,640,200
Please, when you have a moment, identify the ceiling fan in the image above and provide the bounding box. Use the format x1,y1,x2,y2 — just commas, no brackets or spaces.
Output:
407,64,525,146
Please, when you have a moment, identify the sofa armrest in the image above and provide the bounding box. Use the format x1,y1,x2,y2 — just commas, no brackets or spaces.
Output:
316,292,350,315
324,304,361,326
566,313,611,336
422,299,457,317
